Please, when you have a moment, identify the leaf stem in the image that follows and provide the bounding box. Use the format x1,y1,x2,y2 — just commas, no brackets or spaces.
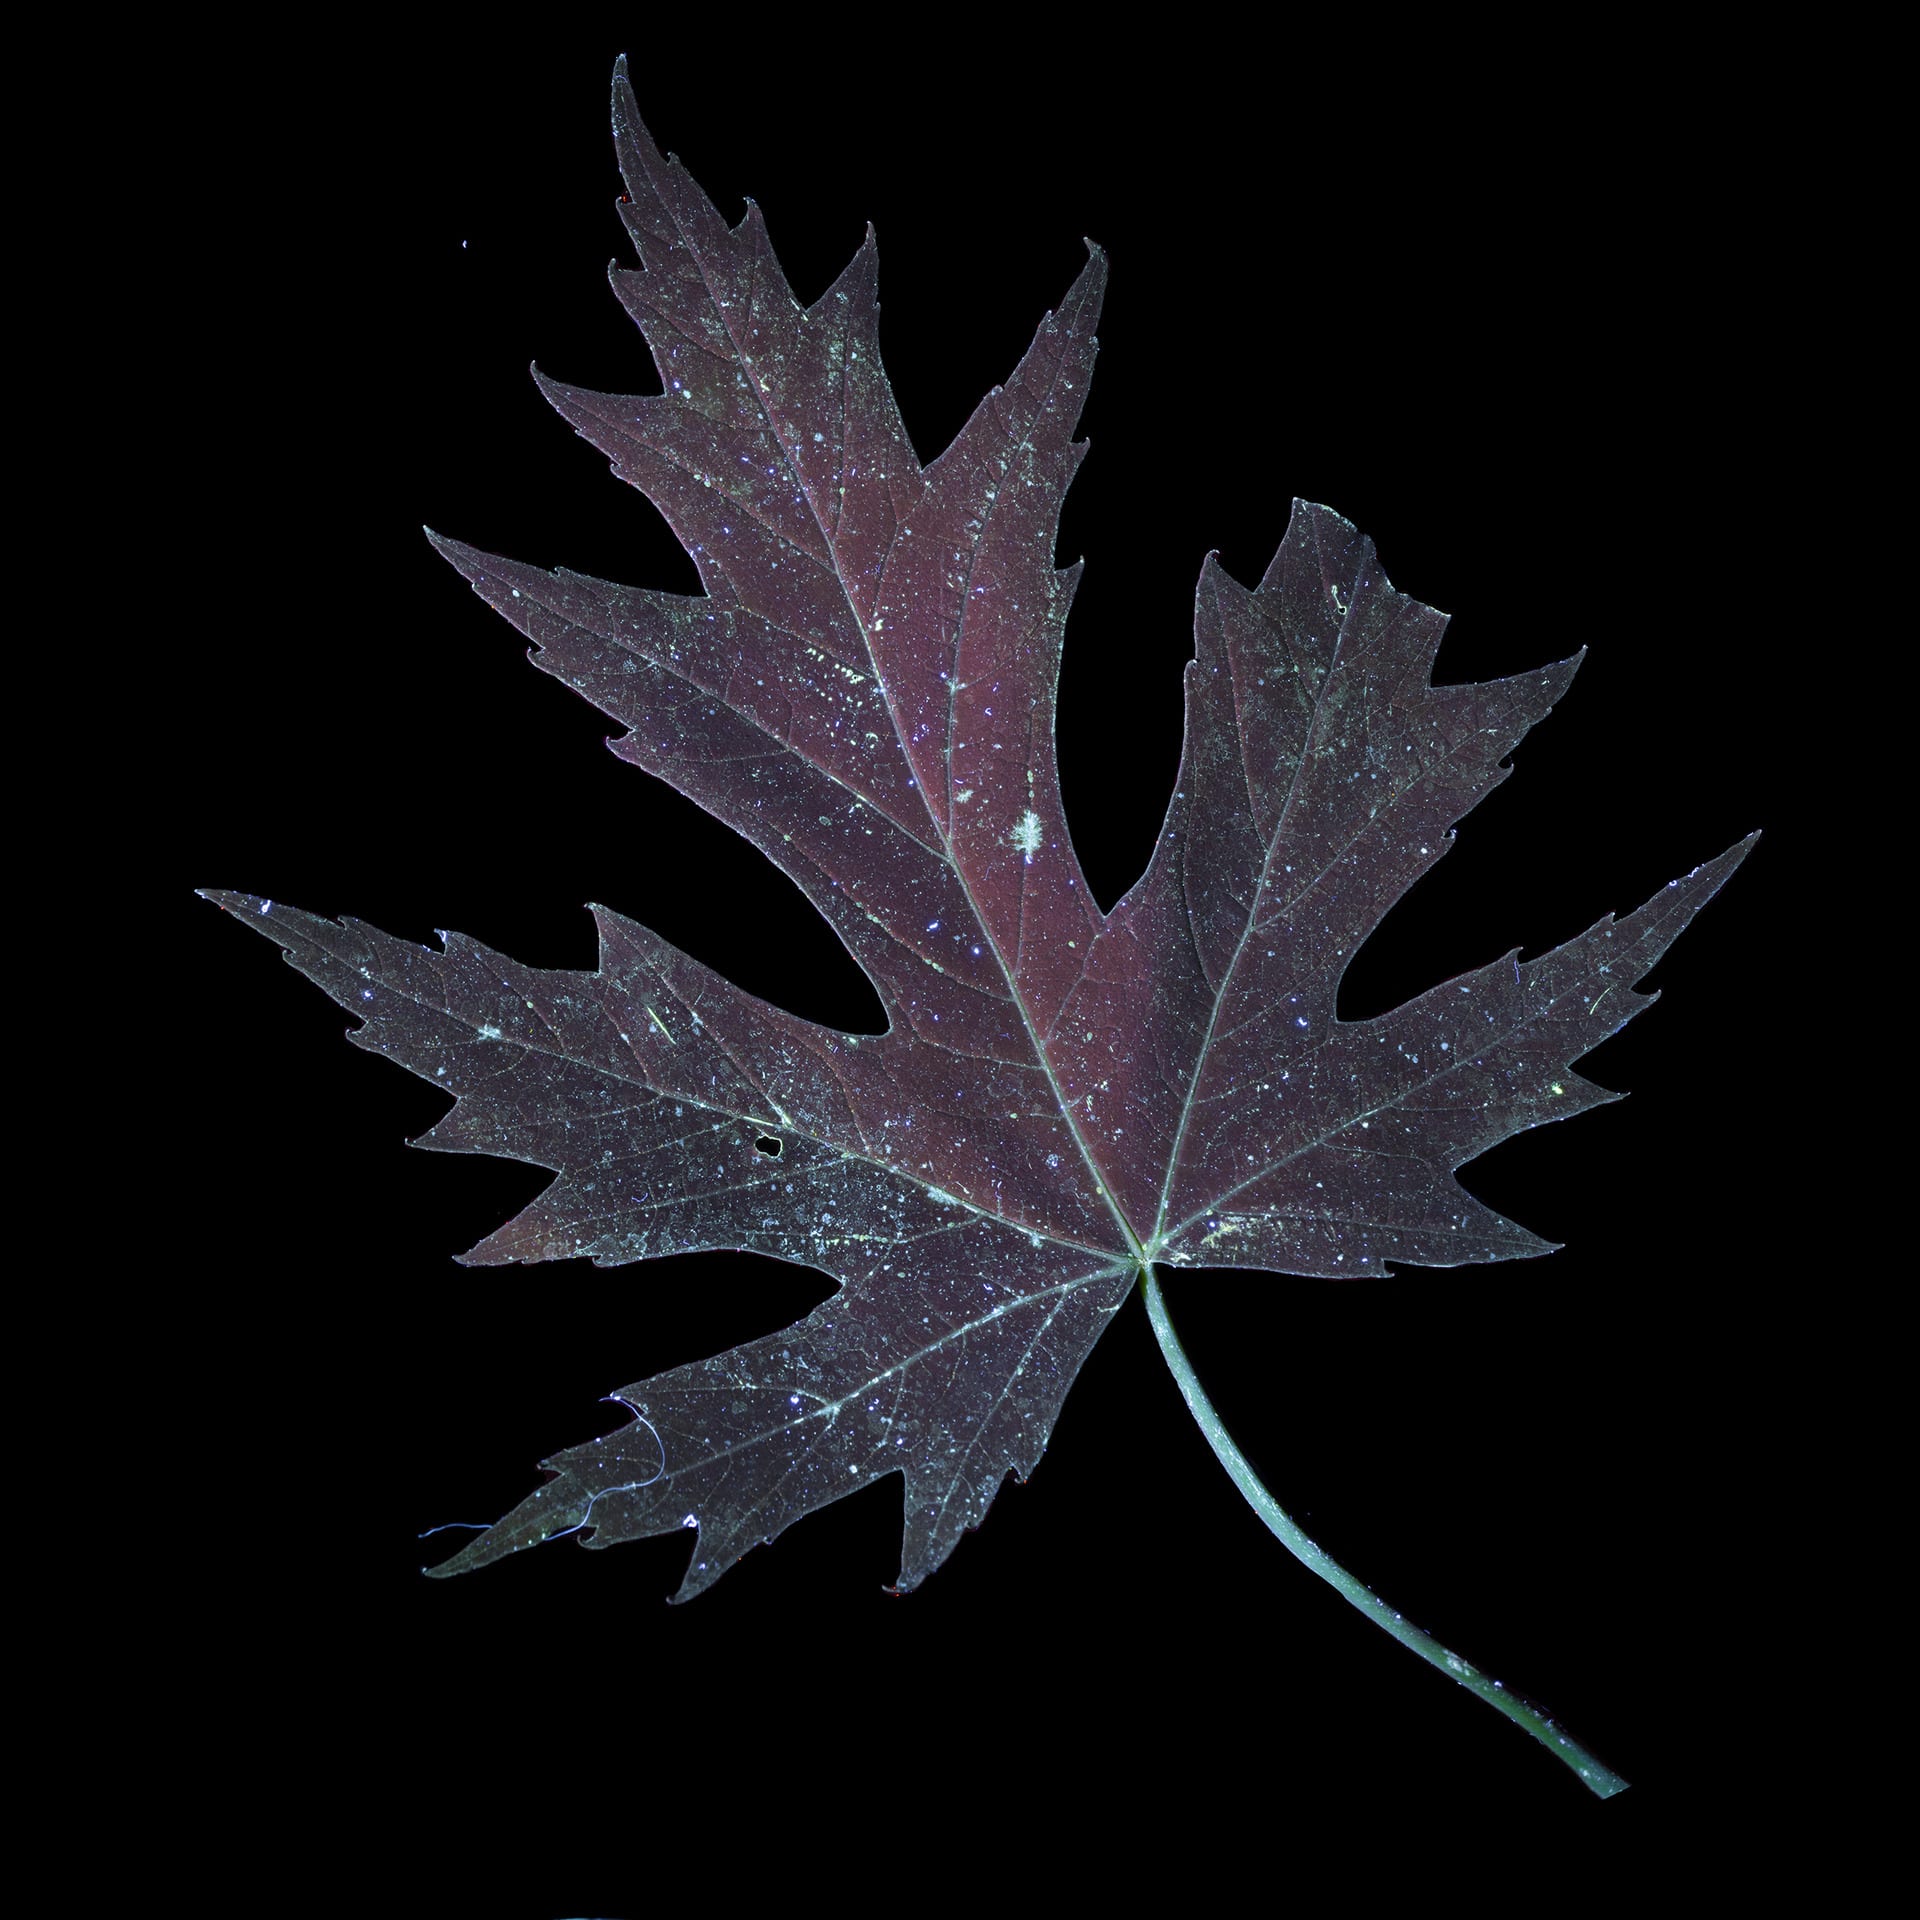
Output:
1138,1270,1627,1800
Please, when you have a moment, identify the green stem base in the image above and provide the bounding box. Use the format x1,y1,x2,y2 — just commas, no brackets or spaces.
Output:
1140,1269,1627,1800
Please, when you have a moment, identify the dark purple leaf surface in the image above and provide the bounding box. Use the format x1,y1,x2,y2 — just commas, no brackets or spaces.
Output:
202,60,1751,1600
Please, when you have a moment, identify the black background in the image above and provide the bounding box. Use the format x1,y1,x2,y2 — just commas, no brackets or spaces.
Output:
177,23,1796,1902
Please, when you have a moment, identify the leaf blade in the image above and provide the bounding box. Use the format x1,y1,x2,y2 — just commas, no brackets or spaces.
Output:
201,67,1754,1605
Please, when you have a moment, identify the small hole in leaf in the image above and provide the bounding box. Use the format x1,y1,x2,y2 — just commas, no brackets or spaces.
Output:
755,1135,782,1158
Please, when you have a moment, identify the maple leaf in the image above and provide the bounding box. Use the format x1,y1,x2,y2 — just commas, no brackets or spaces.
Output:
200,58,1751,1625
